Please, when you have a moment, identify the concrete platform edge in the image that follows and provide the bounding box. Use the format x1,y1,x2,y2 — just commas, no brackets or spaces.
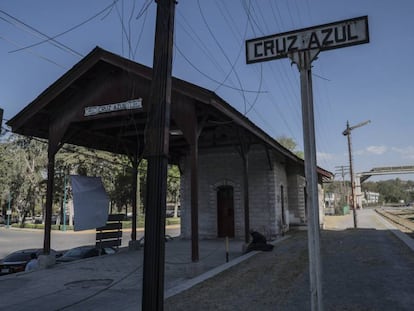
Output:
375,212,414,252
165,235,290,298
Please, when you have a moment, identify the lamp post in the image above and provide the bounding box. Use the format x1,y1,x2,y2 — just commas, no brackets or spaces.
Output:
62,174,67,232
342,120,370,228
6,192,11,228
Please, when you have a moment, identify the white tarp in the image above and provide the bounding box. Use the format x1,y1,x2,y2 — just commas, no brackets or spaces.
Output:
71,175,109,231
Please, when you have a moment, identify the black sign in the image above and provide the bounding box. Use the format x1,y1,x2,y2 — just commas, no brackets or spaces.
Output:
246,16,369,64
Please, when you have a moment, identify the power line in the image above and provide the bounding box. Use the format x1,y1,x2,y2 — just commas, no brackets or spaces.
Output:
197,0,248,113
8,1,120,54
0,9,82,57
133,0,153,59
175,45,266,94
0,34,66,69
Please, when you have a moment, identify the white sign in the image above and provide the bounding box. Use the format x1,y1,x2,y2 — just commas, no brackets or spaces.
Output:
246,16,369,64
84,98,143,116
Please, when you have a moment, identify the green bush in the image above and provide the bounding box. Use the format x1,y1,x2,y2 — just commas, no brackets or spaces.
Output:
11,223,74,231
10,216,180,230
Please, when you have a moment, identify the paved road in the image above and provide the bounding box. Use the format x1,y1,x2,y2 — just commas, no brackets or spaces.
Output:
0,225,180,259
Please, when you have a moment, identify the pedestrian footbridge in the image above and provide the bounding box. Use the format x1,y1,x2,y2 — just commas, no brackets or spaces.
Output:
358,165,414,183
355,165,414,207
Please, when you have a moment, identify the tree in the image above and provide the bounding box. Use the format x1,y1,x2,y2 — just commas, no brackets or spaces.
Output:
56,145,131,215
167,165,180,217
276,136,304,159
361,178,414,205
0,135,47,225
0,133,182,224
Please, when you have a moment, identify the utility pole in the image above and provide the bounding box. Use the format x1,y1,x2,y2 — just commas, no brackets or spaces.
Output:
142,1,175,310
342,120,370,228
334,165,349,206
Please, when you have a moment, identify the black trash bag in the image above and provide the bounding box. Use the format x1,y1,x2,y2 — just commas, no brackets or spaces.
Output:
246,230,274,253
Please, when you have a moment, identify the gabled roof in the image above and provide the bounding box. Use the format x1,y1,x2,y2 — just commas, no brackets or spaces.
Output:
7,46,332,179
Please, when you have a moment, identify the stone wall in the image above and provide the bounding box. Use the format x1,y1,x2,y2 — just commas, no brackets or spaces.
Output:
180,146,290,240
287,173,307,225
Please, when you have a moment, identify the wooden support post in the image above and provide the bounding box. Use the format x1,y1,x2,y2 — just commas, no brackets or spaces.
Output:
190,141,199,262
171,98,202,263
43,144,56,255
131,152,138,241
237,131,250,244
142,0,175,310
241,150,250,244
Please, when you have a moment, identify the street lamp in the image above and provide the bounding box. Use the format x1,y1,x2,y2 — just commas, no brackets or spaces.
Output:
63,174,67,232
6,192,11,228
342,120,371,228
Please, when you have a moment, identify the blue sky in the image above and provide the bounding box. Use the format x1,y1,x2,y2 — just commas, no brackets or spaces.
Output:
0,0,413,181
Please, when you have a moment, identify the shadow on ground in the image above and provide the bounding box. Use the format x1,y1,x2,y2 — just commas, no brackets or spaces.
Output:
165,228,414,311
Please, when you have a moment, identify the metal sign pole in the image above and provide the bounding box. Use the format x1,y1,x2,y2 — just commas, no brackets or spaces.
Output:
289,49,323,311
246,15,369,311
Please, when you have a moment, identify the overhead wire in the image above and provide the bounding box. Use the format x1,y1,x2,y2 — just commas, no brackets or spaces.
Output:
0,9,82,57
175,45,266,94
243,1,302,141
241,1,299,138
176,12,225,74
196,0,248,114
8,0,120,54
216,0,265,116
132,0,153,59
240,2,264,116
128,0,137,59
135,0,152,20
269,0,285,30
121,0,124,56
289,0,332,169
175,8,266,95
257,0,334,168
0,34,66,69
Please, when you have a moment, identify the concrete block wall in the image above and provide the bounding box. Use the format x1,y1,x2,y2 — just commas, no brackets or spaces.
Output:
246,148,275,238
318,183,325,227
267,159,288,237
179,148,243,239
286,174,326,227
179,146,290,240
287,174,307,225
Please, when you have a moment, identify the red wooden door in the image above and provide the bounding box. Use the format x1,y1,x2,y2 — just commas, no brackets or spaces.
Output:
217,186,235,238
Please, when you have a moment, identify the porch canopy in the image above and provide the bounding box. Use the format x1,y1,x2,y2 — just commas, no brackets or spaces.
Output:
7,47,331,256
8,47,304,163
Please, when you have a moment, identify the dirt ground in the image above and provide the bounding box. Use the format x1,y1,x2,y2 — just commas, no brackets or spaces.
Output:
165,227,414,311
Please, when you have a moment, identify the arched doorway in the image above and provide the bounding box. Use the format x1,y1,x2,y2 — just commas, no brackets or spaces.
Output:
217,185,235,237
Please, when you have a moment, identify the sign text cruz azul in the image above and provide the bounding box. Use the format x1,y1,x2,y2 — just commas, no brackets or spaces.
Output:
246,16,369,64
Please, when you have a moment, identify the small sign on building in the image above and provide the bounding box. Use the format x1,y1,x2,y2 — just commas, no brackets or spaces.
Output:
84,98,143,117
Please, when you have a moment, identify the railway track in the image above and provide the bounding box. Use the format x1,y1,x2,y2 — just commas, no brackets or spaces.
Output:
376,207,414,238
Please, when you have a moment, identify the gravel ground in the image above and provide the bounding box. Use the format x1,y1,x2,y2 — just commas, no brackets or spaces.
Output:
165,229,414,311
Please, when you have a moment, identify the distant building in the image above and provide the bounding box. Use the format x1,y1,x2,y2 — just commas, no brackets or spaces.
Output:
362,191,380,205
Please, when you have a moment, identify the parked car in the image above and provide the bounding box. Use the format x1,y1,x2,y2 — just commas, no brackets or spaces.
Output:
0,248,57,276
56,245,116,263
166,209,180,218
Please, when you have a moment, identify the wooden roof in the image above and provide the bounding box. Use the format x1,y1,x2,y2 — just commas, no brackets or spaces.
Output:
7,46,332,179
